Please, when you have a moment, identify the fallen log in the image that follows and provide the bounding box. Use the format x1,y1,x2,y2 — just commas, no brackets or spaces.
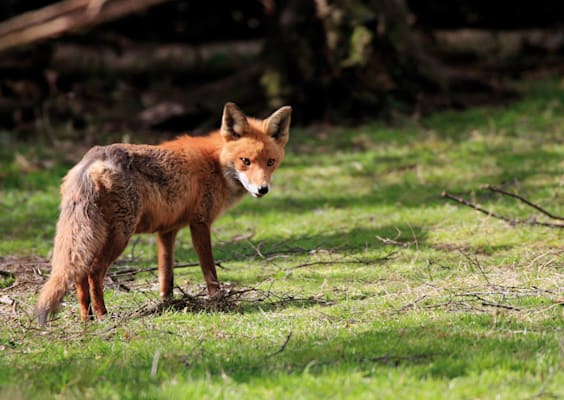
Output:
50,40,263,75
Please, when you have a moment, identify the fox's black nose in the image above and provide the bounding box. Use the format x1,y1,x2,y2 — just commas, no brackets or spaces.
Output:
258,185,269,195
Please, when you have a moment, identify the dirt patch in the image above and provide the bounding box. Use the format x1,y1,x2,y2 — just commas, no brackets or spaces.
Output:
0,256,331,334
0,256,49,290
124,284,333,320
0,256,49,322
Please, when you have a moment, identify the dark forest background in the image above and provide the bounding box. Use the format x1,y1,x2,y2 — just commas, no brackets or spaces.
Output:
0,0,562,140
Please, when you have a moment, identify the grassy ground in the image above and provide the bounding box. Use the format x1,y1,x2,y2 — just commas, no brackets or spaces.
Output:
0,79,563,399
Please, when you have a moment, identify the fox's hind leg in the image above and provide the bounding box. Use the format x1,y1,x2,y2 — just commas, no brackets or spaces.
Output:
85,159,140,320
76,276,93,321
88,259,110,320
88,238,131,320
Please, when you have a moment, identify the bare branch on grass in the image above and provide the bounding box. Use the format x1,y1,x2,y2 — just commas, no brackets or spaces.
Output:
267,331,293,357
441,189,564,229
247,240,266,259
376,225,420,248
0,261,50,270
0,296,16,308
393,284,564,316
453,292,522,311
126,286,334,320
376,236,415,247
459,250,491,286
483,185,564,221
284,250,398,272
285,259,366,271
394,295,428,313
109,262,228,279
367,352,443,366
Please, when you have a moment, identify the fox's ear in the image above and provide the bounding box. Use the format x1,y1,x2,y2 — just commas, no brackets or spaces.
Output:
221,102,249,141
265,106,292,146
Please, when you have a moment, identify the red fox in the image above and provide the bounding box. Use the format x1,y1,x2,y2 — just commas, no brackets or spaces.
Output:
35,103,292,324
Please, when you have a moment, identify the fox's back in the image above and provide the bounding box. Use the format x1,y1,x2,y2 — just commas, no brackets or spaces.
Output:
64,135,230,234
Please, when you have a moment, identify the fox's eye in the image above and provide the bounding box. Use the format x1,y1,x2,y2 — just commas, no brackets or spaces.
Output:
267,158,275,167
240,157,251,166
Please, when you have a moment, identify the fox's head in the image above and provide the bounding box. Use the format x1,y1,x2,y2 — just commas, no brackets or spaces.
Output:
220,102,291,198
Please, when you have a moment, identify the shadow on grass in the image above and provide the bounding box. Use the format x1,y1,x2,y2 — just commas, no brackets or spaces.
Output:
208,317,545,383
13,313,556,397
213,317,553,386
173,224,427,268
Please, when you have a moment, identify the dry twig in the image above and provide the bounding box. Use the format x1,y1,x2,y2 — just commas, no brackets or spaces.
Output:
109,262,227,278
483,185,564,221
267,331,293,357
286,259,366,271
393,283,563,316
441,189,564,229
125,286,333,319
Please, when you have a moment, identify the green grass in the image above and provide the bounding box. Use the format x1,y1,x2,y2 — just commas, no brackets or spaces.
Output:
1,78,563,399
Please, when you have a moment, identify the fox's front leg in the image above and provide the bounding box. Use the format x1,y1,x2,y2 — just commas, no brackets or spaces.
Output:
189,223,220,296
157,230,178,303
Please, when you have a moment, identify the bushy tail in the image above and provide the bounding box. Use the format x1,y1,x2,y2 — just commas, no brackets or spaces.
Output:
35,274,73,325
35,159,110,325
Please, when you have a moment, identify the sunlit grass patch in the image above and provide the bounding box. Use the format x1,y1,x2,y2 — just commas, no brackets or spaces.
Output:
0,78,563,399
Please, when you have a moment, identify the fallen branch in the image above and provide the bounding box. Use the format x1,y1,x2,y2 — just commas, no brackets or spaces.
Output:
441,190,564,229
478,299,521,311
267,331,293,357
109,262,228,278
376,236,416,248
376,226,418,248
394,295,428,313
458,250,491,286
393,283,562,315
128,286,334,318
483,185,564,221
0,262,50,269
286,259,367,271
367,352,442,366
0,296,15,305
0,0,172,53
284,252,398,272
454,292,522,311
